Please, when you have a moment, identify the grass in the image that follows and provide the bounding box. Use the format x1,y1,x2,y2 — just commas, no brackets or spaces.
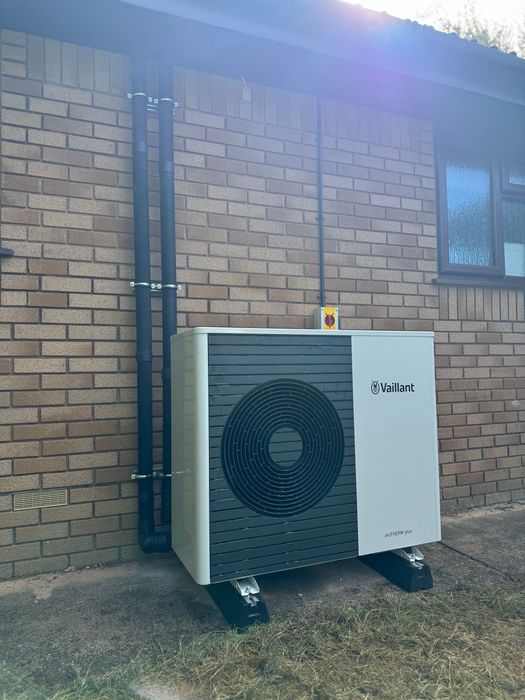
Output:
44,584,525,700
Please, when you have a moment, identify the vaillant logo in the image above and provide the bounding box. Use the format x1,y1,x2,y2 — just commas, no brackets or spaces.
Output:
371,380,415,394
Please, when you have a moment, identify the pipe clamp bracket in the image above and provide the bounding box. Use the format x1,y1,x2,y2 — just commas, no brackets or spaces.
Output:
130,281,173,293
159,97,179,107
128,93,179,110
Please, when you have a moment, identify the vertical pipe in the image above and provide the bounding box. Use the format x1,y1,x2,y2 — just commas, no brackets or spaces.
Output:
158,63,177,525
316,96,326,308
131,56,170,553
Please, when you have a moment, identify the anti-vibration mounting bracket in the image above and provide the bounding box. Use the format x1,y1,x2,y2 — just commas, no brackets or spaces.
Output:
360,546,433,592
205,576,270,630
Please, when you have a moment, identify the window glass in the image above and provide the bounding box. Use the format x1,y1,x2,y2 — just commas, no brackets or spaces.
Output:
508,163,525,187
503,199,525,277
446,152,494,267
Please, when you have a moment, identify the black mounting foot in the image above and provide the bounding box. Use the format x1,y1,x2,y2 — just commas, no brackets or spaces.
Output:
206,577,270,630
361,547,433,592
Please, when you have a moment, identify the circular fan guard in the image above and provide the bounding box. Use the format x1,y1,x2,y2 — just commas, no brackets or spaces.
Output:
221,378,344,517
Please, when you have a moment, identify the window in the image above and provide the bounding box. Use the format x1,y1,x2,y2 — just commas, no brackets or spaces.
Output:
438,149,525,285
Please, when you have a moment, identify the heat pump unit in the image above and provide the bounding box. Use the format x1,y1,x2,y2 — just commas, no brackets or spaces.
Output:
171,328,440,618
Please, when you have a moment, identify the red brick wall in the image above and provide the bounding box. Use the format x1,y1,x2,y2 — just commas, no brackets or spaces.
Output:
0,29,524,578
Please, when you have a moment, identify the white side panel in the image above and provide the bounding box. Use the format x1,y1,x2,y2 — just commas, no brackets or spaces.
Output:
352,334,441,555
171,332,210,585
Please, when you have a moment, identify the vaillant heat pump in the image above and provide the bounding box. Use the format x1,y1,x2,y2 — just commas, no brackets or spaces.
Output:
170,328,441,624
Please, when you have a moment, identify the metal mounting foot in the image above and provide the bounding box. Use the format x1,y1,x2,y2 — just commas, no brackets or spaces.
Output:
206,576,270,630
360,546,433,592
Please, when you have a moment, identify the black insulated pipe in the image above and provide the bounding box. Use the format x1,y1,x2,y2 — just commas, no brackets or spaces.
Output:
131,57,170,553
158,63,177,526
316,96,326,308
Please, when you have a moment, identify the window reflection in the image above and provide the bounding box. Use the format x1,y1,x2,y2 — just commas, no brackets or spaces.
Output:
503,199,525,277
508,163,525,188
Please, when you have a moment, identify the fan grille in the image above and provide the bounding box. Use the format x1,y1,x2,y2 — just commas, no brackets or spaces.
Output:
221,378,344,517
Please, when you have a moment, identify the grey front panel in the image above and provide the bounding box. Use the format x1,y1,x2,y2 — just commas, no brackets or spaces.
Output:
208,334,357,582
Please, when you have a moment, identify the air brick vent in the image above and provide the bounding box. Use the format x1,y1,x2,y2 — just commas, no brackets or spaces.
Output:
14,489,68,511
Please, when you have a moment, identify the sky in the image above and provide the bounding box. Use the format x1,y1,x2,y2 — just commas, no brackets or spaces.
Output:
344,0,524,24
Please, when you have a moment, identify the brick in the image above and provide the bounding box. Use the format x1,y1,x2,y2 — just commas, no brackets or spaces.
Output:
42,84,91,104
42,437,94,456
28,97,67,116
2,173,40,192
43,115,93,137
69,261,117,278
16,522,68,543
0,407,38,425
69,358,118,372
13,390,66,406
0,530,14,546
0,542,40,563
69,547,119,567
13,423,66,441
0,510,39,529
41,277,91,293
42,212,93,229
28,262,66,279
42,374,93,390
41,504,93,523
43,535,93,556
68,451,118,470
42,309,92,323
42,341,92,356
69,104,116,124
70,515,119,536
43,470,93,488
69,485,119,503
185,110,224,129
70,293,117,309
15,324,66,340
43,179,93,198
69,134,116,154
28,291,68,308
94,498,136,516
28,193,67,210
15,555,68,577
0,476,39,493
13,455,67,477
0,440,39,461
14,358,66,373
28,129,66,147
2,76,41,96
